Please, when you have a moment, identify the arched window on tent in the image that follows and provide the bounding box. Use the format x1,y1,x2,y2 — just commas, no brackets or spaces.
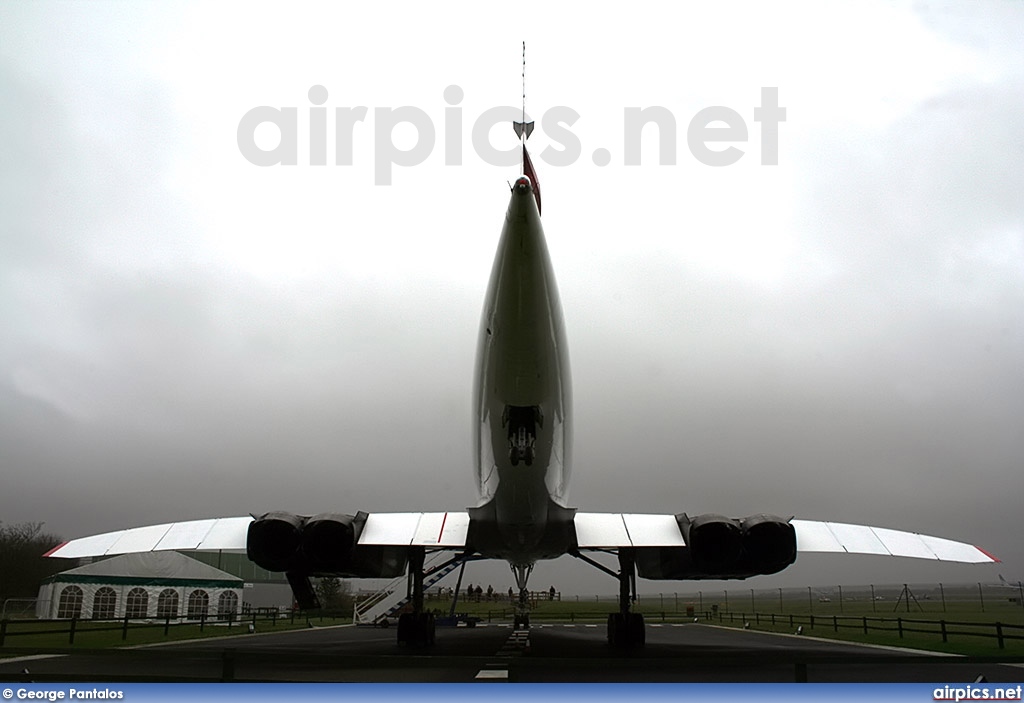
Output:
217,591,239,618
126,587,149,619
57,585,83,619
92,587,117,619
187,590,209,619
156,588,179,619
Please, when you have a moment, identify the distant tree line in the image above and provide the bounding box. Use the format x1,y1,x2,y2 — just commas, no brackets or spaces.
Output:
313,577,353,612
0,521,64,605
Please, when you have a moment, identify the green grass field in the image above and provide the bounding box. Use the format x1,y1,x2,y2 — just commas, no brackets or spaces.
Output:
434,591,1024,657
4,587,1022,657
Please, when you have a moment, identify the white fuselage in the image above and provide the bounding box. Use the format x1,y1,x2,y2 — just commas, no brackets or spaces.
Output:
471,178,573,563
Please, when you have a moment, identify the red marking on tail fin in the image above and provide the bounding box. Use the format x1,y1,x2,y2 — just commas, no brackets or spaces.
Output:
522,144,541,216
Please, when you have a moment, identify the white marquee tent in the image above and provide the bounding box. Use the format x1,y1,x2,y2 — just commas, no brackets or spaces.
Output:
37,552,244,620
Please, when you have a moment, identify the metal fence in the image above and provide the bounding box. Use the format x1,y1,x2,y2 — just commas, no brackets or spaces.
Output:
707,609,1024,649
569,581,1024,614
0,608,323,647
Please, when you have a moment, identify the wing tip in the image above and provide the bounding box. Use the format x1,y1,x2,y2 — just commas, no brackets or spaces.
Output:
976,546,1002,563
43,542,68,558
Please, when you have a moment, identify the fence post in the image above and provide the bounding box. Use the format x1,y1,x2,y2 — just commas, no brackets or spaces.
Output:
897,617,903,639
789,614,793,628
833,615,838,633
996,623,1004,650
978,583,985,612
122,615,129,641
809,614,814,630
862,616,868,635
200,613,205,632
940,620,947,643
69,617,77,645
164,616,170,636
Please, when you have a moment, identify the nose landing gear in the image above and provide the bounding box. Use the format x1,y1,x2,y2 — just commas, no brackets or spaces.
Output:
511,562,534,630
503,405,542,466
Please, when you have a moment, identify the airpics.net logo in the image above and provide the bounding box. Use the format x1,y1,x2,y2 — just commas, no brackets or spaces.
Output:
236,85,786,185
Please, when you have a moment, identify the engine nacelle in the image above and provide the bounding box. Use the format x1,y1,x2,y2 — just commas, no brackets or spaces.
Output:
246,511,408,578
741,514,797,575
681,513,744,573
300,513,361,573
634,513,796,580
246,511,305,573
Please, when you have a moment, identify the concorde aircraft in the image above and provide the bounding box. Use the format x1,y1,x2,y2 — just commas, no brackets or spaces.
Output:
46,139,999,649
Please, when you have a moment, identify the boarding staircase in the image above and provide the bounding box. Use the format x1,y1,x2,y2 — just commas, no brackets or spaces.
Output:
352,553,462,625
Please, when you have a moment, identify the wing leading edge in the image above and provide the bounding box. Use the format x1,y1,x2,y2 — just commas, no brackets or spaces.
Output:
574,513,998,564
47,511,997,565
45,512,472,560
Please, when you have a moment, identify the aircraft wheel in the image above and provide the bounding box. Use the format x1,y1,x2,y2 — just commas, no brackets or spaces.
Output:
608,613,644,648
397,613,412,645
424,613,436,645
629,612,645,646
607,613,621,646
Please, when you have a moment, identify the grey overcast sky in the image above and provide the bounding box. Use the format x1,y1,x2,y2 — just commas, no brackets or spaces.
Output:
1,1,1021,593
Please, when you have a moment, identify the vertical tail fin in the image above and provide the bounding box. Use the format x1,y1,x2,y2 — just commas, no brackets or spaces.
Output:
522,144,542,216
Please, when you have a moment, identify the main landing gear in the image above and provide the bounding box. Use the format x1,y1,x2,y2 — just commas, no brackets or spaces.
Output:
573,548,645,648
397,546,435,647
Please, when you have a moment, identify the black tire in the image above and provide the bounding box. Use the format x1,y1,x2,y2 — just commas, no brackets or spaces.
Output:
425,613,436,645
607,613,621,645
397,613,411,645
629,612,645,646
